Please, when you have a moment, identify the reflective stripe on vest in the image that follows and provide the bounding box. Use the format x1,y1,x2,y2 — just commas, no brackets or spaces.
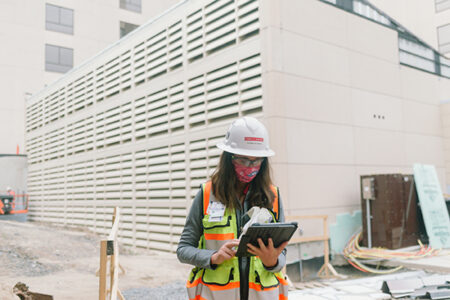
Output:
270,185,279,221
202,182,237,250
186,181,288,300
203,182,279,219
186,182,240,299
187,260,240,300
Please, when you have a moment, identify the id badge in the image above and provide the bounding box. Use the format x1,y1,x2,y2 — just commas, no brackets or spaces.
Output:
207,200,225,222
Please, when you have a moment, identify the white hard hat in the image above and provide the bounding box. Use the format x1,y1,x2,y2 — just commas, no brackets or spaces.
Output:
217,117,275,157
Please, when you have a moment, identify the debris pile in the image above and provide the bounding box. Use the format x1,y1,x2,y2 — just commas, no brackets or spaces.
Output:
289,271,450,300
13,282,53,300
382,275,450,299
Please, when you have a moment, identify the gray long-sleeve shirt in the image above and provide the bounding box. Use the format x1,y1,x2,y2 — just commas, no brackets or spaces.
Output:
177,184,287,299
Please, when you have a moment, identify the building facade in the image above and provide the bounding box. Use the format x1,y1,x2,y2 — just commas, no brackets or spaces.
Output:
0,0,179,155
436,0,450,57
25,0,450,253
370,0,450,57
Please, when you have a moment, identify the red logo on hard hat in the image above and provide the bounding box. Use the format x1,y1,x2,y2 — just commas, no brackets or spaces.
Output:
244,137,264,142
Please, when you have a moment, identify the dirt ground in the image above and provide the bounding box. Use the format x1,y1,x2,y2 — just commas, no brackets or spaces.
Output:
0,220,191,300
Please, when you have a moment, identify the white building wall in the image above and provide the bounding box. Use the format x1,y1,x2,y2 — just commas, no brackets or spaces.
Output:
0,155,28,195
261,0,449,221
369,0,438,49
370,0,450,57
0,0,178,155
436,7,450,57
25,0,450,253
26,0,264,251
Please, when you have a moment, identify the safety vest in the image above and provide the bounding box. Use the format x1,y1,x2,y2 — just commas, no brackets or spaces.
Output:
186,181,289,300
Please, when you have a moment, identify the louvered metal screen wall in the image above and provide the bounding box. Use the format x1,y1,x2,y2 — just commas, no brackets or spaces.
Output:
25,0,263,252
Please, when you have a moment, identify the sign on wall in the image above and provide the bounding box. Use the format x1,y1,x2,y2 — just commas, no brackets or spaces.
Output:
413,164,450,249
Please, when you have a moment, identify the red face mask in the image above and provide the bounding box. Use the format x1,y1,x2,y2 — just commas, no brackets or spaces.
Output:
232,160,261,183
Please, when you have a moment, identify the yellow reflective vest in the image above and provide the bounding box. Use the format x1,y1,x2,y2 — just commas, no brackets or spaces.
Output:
186,181,289,300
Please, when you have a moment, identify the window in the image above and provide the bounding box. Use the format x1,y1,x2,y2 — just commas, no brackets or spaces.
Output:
45,44,73,73
438,24,450,54
120,0,141,13
45,4,73,34
436,0,450,12
120,21,139,38
336,0,353,11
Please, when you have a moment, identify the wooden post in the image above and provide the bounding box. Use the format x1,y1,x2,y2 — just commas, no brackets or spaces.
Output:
112,207,117,225
110,239,122,300
99,240,108,300
323,216,329,277
98,207,123,300
286,215,342,280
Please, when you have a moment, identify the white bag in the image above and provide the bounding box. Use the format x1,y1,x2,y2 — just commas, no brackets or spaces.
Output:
239,207,272,239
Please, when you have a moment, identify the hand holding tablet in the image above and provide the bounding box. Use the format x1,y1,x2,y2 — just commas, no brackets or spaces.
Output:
236,222,298,257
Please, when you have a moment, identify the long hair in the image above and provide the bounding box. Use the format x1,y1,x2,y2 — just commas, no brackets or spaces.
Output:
210,152,275,210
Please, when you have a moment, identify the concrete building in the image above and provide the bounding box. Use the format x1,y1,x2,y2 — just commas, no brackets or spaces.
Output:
368,0,450,191
0,0,179,155
370,0,450,57
25,0,450,254
435,0,450,57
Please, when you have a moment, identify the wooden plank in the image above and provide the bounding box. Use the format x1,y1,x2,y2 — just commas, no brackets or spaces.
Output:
323,217,329,277
108,207,120,241
110,241,118,300
290,236,327,243
286,215,327,221
99,240,107,300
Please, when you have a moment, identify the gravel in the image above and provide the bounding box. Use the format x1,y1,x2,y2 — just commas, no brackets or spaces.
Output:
123,281,187,300
0,246,60,277
0,220,192,299
0,221,98,277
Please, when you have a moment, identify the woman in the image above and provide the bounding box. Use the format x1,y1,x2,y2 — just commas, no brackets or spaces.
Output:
177,117,289,300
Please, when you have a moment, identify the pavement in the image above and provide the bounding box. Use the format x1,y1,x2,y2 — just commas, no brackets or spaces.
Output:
381,249,450,273
289,271,441,300
288,251,450,299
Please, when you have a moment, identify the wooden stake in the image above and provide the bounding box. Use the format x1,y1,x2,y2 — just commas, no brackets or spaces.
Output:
99,207,124,300
110,241,119,300
286,215,342,280
118,289,125,300
99,240,108,300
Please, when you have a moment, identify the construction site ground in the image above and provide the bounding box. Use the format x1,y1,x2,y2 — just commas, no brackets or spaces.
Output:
1,220,450,300
0,220,191,300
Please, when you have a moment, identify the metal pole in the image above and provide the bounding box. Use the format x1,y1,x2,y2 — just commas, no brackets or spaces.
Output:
297,243,303,282
366,198,372,248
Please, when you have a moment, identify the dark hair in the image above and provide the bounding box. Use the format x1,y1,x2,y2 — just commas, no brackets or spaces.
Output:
210,151,275,209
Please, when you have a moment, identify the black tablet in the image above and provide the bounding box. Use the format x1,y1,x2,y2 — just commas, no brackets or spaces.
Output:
235,222,298,257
